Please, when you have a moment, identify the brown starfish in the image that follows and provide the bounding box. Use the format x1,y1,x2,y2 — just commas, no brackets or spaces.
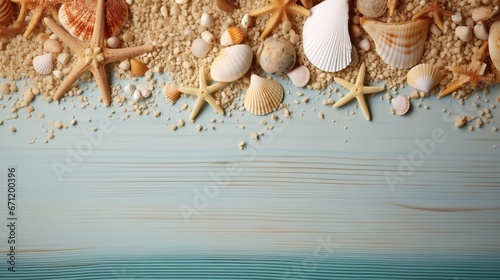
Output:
334,63,385,121
439,42,495,98
43,0,153,106
179,67,228,121
412,0,453,30
249,0,311,39
388,0,398,16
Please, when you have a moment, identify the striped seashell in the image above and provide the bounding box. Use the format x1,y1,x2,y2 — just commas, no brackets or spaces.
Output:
137,83,151,98
130,58,148,77
43,39,63,53
286,65,310,88
472,6,498,22
360,17,432,69
0,0,14,25
489,20,500,71
356,0,387,18
244,74,284,116
191,38,212,58
349,44,359,67
407,63,444,93
163,82,181,103
216,0,238,13
210,44,253,82
33,53,54,75
59,0,128,41
392,95,410,116
220,27,244,46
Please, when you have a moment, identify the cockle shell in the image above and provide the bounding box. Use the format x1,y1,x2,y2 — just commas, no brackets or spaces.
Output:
392,95,410,116
216,0,238,13
59,0,129,42
303,0,352,72
163,82,181,103
257,38,296,75
138,84,151,98
130,58,148,77
472,6,499,22
0,0,14,25
210,44,253,82
474,23,489,40
201,31,215,44
221,27,244,46
43,39,63,53
455,26,472,42
191,38,212,58
407,64,444,93
356,0,388,18
244,74,284,115
33,53,54,75
201,13,214,27
489,20,500,71
286,65,310,88
360,17,432,69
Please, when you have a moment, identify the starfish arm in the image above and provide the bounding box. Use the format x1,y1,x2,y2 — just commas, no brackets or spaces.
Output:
355,64,367,86
90,0,106,47
23,8,43,37
44,18,86,53
434,14,445,30
356,95,371,121
207,82,229,93
260,10,282,39
411,5,430,20
334,77,355,91
388,0,398,16
12,0,28,23
333,91,356,108
49,6,59,23
249,5,276,17
198,67,206,90
204,95,224,115
190,96,206,121
285,4,311,16
178,87,199,96
472,41,488,62
438,76,470,98
478,73,496,85
362,85,385,94
103,45,154,64
53,60,89,101
300,0,314,9
90,66,112,106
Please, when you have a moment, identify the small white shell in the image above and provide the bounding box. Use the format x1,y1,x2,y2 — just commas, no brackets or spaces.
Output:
241,13,253,28
133,89,142,101
191,38,212,58
57,52,70,65
472,6,498,22
474,23,489,40
33,53,53,75
210,44,253,82
118,60,130,70
407,63,444,93
244,74,284,115
124,83,135,94
286,66,310,88
160,6,168,17
392,95,410,116
201,13,214,27
137,84,151,98
455,26,472,42
359,39,370,51
43,39,63,53
201,30,215,44
451,12,463,24
107,36,121,48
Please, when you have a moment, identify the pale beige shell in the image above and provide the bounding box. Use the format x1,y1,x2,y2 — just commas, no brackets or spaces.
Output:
0,0,14,25
286,66,310,88
360,17,432,69
407,63,444,93
210,44,253,82
356,0,387,18
191,38,212,58
221,27,245,46
472,6,498,22
489,20,500,71
455,26,472,42
163,82,181,103
474,23,489,40
33,53,54,75
107,36,122,48
244,74,284,115
59,0,128,41
130,58,148,77
392,95,410,116
349,44,359,67
216,0,238,13
43,39,63,53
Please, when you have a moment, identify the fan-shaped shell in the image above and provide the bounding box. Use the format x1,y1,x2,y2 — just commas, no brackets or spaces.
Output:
472,6,498,22
43,39,63,53
244,74,284,116
303,0,351,72
221,27,244,46
392,95,410,116
360,17,432,69
0,0,14,25
489,21,500,71
356,0,387,18
33,53,54,75
191,38,212,58
407,64,444,93
164,82,181,103
350,45,359,67
216,0,238,13
286,66,310,88
59,0,128,41
210,44,253,82
257,38,296,75
130,58,148,77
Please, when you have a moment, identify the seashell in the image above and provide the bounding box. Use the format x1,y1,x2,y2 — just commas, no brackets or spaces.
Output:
210,44,253,82
349,45,359,67
160,6,168,18
119,59,130,70
130,58,148,77
430,23,442,36
455,26,472,42
191,38,212,58
124,83,135,94
0,0,14,25
216,0,238,13
175,0,188,4
286,66,310,88
138,84,151,98
489,20,500,71
406,63,444,93
59,0,128,42
257,38,296,75
43,39,63,53
474,23,489,40
241,13,253,28
244,74,284,115
360,17,432,69
201,12,214,27
33,53,54,75
133,89,142,102
221,27,245,46
451,12,463,24
53,70,63,79
359,39,370,51
201,30,215,44
107,36,121,48
356,0,387,18
57,52,70,65
303,0,352,72
163,82,181,103
392,95,410,116
472,6,499,22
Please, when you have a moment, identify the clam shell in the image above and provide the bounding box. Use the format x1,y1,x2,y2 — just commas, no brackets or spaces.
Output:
200,13,214,27
303,0,352,72
133,89,142,102
163,82,181,103
59,0,128,41
455,26,472,42
124,83,135,94
474,23,489,40
407,63,444,93
392,95,410,116
191,38,212,58
130,58,148,77
356,0,387,18
489,20,500,71
43,39,63,53
244,74,284,116
210,44,253,82
257,38,296,75
0,0,14,25
472,6,498,22
286,66,310,88
33,53,54,75
138,84,151,98
221,27,244,46
361,17,432,69
216,0,238,13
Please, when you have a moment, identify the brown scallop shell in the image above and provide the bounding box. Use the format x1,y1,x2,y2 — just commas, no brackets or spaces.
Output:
58,0,128,41
130,58,148,77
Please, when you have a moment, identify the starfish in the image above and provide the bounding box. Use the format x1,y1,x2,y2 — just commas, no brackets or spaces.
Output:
11,0,74,37
249,0,311,39
179,67,228,121
388,0,398,16
439,42,495,98
334,63,385,121
411,0,453,30
43,0,153,106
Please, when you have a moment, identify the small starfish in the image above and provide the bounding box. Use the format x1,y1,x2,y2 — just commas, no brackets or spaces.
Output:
249,0,311,39
412,0,453,30
334,63,385,121
388,0,398,16
12,0,74,37
44,0,153,106
178,67,228,121
439,42,495,98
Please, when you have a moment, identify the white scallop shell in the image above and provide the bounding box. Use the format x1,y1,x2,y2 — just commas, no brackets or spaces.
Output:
489,20,500,71
191,38,212,58
286,66,310,88
244,74,284,116
407,63,444,93
138,84,151,98
303,0,351,72
200,12,214,27
392,95,410,116
210,44,253,82
33,53,54,75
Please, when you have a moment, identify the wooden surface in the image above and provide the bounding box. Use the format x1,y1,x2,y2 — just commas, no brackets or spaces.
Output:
0,76,499,279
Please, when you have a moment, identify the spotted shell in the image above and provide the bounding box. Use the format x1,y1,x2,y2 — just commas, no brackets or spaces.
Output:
356,0,387,18
244,74,284,116
59,0,128,41
0,0,14,25
163,82,181,103
130,58,148,77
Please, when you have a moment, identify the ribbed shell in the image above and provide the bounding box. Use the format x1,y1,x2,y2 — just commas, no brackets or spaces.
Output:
361,17,432,69
356,0,387,18
163,82,181,103
43,39,63,53
210,44,253,82
0,0,14,25
59,0,128,41
489,21,500,71
472,6,498,22
407,64,444,93
392,95,410,116
130,58,148,77
191,38,212,58
33,53,54,75
286,66,310,88
220,27,245,46
244,75,284,116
